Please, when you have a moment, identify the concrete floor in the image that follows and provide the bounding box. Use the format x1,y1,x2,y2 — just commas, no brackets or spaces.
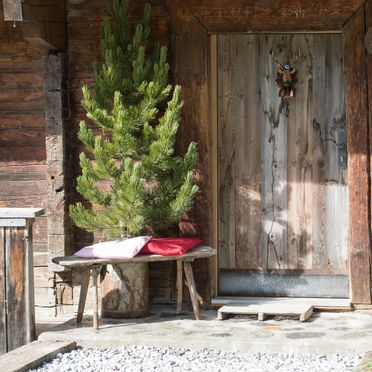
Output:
37,306,372,356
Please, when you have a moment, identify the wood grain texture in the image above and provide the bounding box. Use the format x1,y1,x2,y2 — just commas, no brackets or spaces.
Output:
217,34,347,279
44,53,72,275
171,0,213,300
235,36,262,270
67,0,168,23
367,0,372,305
217,35,236,269
2,0,23,21
260,34,289,270
0,228,5,354
182,0,362,32
344,6,371,303
0,340,76,371
5,227,27,351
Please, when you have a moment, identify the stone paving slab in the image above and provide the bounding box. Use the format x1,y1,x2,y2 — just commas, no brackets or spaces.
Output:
37,306,372,356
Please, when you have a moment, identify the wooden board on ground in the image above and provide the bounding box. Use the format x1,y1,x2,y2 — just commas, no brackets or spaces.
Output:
217,303,314,322
0,340,76,372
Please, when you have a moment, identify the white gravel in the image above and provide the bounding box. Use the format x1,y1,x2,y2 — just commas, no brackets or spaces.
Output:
28,345,362,372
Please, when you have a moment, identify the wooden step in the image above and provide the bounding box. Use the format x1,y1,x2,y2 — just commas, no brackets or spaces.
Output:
217,303,314,322
0,340,76,372
212,296,352,310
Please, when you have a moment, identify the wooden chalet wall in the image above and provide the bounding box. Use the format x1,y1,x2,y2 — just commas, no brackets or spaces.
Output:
0,2,50,315
2,0,372,317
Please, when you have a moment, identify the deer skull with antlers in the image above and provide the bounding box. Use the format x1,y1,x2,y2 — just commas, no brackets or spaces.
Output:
270,50,301,100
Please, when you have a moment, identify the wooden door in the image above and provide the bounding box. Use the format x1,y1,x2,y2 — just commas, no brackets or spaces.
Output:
218,34,348,297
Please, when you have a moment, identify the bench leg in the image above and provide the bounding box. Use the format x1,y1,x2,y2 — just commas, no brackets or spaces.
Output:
92,265,102,330
176,260,183,314
76,268,91,323
183,261,202,320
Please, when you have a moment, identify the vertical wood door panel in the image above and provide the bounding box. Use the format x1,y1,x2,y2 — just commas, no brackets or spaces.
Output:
5,227,27,351
0,228,6,354
217,34,347,276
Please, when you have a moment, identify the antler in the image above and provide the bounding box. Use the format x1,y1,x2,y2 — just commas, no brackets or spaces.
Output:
270,49,283,67
290,50,301,66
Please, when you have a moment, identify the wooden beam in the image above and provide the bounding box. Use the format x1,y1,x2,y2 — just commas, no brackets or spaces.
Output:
182,0,364,33
366,0,372,304
171,0,215,301
209,34,218,296
44,53,72,275
344,6,372,304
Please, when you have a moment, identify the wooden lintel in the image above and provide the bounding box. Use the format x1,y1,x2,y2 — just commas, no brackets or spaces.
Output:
181,0,363,32
3,0,23,22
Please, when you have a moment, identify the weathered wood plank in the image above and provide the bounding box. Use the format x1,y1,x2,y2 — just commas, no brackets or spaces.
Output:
67,0,168,22
183,261,201,320
182,0,361,32
344,7,371,304
44,53,72,274
5,227,27,351
0,208,43,218
0,228,6,354
3,0,23,21
53,246,216,267
217,35,236,269
260,34,289,270
235,35,261,269
217,303,314,322
367,2,372,300
171,0,214,301
0,340,76,372
310,34,326,270
0,219,27,227
324,34,347,271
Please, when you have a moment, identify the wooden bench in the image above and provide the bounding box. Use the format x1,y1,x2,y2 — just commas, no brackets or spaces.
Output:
53,246,216,329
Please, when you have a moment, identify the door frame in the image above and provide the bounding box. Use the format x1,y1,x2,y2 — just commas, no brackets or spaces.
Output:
170,0,372,304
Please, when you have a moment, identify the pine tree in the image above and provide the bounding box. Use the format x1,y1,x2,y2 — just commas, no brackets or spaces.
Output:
69,0,198,239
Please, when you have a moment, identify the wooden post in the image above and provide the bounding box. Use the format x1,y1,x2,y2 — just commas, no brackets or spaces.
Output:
92,266,101,331
76,268,91,323
183,261,201,320
171,0,215,303
0,208,44,354
344,6,372,304
44,53,71,272
176,260,183,314
366,0,372,306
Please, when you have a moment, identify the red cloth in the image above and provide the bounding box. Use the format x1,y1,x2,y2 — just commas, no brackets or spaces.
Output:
140,237,202,256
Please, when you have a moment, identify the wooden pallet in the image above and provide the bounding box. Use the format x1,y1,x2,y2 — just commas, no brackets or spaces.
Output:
217,303,314,322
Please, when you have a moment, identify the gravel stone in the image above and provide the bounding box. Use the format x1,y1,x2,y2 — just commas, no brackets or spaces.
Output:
28,345,362,372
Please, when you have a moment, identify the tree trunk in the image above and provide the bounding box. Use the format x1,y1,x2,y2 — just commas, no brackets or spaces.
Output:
100,262,149,318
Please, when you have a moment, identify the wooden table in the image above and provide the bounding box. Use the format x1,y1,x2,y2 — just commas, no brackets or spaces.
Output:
53,246,216,329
